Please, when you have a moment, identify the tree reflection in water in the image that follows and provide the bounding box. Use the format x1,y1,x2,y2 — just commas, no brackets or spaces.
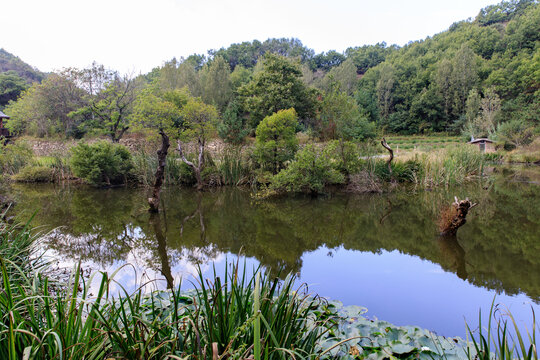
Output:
7,165,540,302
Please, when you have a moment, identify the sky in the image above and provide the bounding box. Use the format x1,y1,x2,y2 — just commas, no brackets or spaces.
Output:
1,0,501,75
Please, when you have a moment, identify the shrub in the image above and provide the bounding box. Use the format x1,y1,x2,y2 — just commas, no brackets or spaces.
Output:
70,141,133,186
253,108,298,173
325,140,363,175
269,144,345,194
12,165,54,183
0,142,33,175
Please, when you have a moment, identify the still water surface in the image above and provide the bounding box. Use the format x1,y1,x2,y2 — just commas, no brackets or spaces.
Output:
7,165,540,338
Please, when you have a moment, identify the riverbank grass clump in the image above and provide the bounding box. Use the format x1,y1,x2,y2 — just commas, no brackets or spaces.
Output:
11,165,55,182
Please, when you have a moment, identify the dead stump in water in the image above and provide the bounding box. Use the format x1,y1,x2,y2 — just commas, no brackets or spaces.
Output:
438,197,477,236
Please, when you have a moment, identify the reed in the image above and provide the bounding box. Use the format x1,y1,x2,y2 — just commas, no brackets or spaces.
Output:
0,222,337,360
466,299,538,360
418,146,485,187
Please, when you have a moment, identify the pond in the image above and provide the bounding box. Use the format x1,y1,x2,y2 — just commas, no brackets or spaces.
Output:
5,165,540,339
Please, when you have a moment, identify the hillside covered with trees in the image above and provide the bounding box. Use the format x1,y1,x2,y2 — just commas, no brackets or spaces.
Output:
1,0,538,147
0,49,45,108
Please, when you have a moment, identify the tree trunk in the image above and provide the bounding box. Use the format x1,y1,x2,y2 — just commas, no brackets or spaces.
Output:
439,197,477,236
177,139,205,191
149,213,174,288
380,138,394,178
148,131,170,212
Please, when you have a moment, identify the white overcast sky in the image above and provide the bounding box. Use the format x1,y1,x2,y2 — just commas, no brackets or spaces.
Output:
1,0,500,75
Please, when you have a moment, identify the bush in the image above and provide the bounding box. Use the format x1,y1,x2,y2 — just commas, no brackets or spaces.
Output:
253,108,298,173
0,142,33,175
496,118,536,148
268,144,345,195
12,165,55,182
325,140,364,175
70,141,133,186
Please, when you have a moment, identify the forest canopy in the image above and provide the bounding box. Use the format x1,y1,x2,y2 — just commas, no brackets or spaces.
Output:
1,0,538,143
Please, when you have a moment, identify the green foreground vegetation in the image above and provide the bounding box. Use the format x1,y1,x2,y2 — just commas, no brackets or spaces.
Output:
0,221,538,360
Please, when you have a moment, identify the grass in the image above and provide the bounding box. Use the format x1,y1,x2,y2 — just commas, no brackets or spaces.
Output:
466,298,538,360
0,220,338,360
505,137,540,164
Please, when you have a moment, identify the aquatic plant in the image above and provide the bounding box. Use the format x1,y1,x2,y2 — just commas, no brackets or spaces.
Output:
466,299,538,360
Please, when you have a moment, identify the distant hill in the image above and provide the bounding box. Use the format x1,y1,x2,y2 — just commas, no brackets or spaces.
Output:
0,48,45,83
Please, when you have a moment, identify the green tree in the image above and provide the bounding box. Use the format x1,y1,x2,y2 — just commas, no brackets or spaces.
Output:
176,97,218,190
376,63,395,120
320,58,358,95
0,71,27,108
435,59,454,120
68,63,141,142
450,44,479,117
156,58,202,96
132,87,189,212
479,87,501,136
199,56,232,111
217,101,248,145
4,74,88,138
238,54,317,129
319,84,376,142
229,65,252,92
254,108,299,173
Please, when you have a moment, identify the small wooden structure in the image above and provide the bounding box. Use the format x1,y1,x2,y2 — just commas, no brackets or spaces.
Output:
0,111,11,138
468,138,494,153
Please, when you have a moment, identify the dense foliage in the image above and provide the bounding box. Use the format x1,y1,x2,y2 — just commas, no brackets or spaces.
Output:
70,141,133,186
2,1,538,143
254,108,299,173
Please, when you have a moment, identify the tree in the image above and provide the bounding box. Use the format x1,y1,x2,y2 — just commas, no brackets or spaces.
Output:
435,59,453,120
319,84,375,141
176,97,218,190
132,87,189,212
376,63,395,120
229,65,252,92
479,87,501,136
4,73,88,137
450,44,478,117
199,56,232,111
254,108,298,173
156,58,202,96
68,63,140,142
320,58,358,95
0,71,27,108
238,53,318,129
463,87,501,138
465,89,482,125
217,101,248,145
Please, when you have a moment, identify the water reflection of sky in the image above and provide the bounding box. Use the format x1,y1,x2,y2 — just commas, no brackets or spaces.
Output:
300,247,538,338
43,237,538,340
